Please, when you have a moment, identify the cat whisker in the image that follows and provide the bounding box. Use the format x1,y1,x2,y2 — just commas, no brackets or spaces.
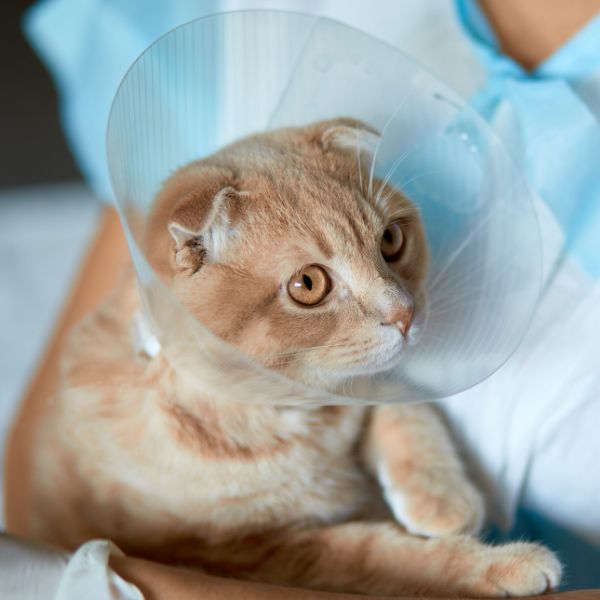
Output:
427,212,494,294
374,191,395,211
367,88,414,198
427,273,497,299
427,257,515,302
413,331,448,344
372,131,439,205
373,148,412,204
426,306,479,320
394,170,441,194
266,342,349,359
426,279,504,307
428,271,511,300
426,296,486,314
355,128,365,196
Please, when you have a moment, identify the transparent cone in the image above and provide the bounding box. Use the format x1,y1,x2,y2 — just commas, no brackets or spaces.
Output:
107,10,541,406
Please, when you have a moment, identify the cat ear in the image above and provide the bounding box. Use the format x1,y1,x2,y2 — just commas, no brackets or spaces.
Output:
320,119,381,163
168,185,236,250
151,164,239,273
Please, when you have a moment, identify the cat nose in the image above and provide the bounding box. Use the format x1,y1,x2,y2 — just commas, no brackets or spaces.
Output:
382,305,414,336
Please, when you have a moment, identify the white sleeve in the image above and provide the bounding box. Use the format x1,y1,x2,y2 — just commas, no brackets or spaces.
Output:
0,534,143,600
440,245,600,544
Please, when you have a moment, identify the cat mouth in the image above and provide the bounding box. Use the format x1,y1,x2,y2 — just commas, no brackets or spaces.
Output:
373,343,408,372
340,337,409,377
367,315,424,373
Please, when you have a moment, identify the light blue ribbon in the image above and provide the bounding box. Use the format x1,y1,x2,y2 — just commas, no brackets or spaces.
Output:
455,0,600,278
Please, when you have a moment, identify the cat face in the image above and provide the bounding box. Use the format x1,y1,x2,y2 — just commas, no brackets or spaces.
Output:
147,119,428,389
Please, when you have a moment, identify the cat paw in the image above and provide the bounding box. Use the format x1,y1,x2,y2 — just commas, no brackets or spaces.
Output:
382,470,485,537
461,543,562,597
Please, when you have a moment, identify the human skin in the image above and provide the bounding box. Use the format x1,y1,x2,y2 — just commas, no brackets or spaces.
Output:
478,0,600,71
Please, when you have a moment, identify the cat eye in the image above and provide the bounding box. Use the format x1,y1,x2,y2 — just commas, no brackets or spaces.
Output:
381,222,404,262
287,265,332,306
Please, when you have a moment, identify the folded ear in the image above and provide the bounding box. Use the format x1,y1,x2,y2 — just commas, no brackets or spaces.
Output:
169,185,236,249
319,118,381,164
148,164,237,275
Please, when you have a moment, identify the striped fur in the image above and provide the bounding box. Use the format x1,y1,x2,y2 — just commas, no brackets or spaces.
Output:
28,120,560,596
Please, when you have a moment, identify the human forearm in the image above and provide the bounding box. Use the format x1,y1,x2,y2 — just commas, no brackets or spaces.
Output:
110,553,600,600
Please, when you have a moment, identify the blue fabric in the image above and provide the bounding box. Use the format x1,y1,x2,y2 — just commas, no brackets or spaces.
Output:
23,0,220,201
455,0,600,278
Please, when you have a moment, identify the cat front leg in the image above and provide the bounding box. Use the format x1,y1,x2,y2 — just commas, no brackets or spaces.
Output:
204,522,560,596
362,404,485,537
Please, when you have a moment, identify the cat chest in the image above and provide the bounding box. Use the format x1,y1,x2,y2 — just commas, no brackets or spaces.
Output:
156,405,371,530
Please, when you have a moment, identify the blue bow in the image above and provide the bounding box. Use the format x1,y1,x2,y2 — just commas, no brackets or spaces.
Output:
455,0,600,278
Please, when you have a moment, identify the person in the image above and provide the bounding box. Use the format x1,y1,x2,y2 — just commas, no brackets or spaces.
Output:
4,1,600,597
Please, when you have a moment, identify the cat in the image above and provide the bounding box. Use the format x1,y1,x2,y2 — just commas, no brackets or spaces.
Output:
27,119,561,597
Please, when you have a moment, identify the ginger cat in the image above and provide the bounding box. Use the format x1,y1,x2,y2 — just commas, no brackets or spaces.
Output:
28,119,561,596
